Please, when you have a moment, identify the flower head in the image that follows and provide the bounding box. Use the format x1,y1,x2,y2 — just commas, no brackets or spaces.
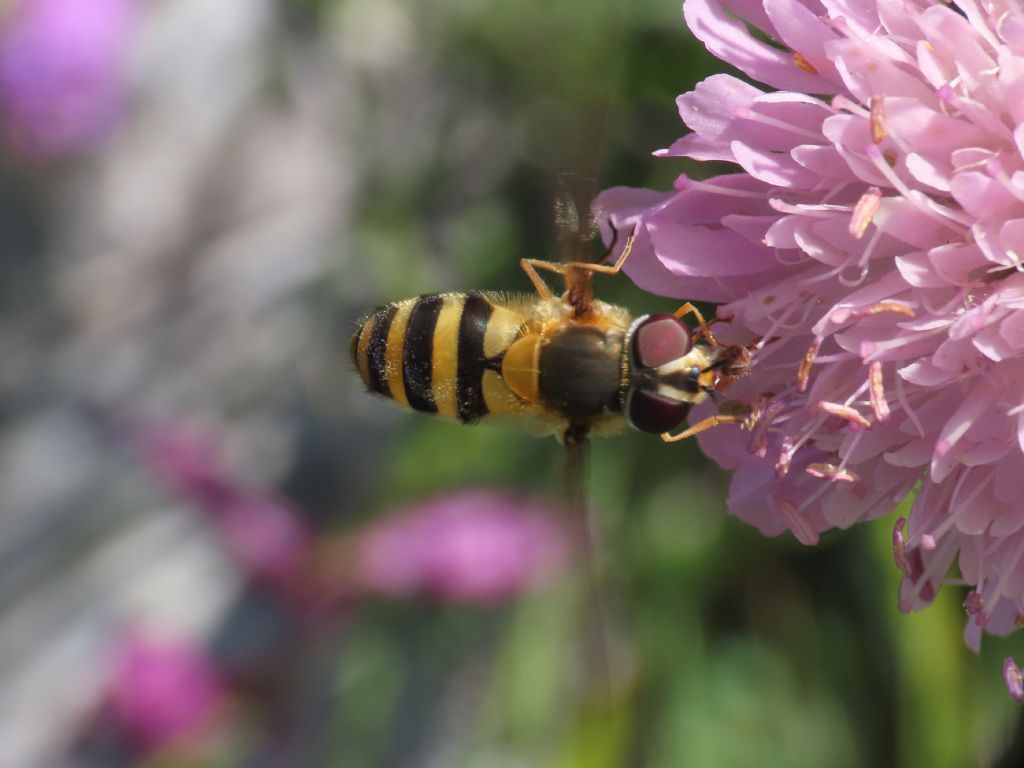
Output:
137,420,311,591
0,0,138,158
598,0,1024,674
105,631,226,751
350,490,568,603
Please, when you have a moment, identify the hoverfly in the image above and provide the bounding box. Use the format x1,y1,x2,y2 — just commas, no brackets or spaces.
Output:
349,218,753,450
350,185,757,696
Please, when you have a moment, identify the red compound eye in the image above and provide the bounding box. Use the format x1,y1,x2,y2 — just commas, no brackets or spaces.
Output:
631,314,693,369
626,389,691,434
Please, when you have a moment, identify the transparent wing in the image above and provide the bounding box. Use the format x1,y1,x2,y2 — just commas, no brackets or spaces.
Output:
554,173,600,314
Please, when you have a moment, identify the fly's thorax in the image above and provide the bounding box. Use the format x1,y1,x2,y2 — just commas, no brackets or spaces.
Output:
622,313,716,434
529,323,626,420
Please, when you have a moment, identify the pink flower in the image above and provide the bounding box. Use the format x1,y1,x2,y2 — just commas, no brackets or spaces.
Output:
0,0,138,158
106,631,226,751
139,422,231,508
598,1,1024,689
350,491,568,603
137,421,311,591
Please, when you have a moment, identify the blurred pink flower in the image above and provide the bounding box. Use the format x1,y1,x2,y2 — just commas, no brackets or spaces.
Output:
598,1,1024,676
137,421,311,591
0,0,138,158
139,422,230,508
106,631,226,751
350,491,568,603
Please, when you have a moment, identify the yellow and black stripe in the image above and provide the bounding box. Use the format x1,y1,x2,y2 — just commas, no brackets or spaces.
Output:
351,292,519,423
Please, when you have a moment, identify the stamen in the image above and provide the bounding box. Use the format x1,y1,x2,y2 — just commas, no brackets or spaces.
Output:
913,533,960,604
849,186,882,238
774,495,819,545
748,397,784,458
784,412,829,471
984,535,1024,618
806,463,859,482
842,378,870,408
818,180,852,205
949,468,994,534
796,474,839,516
870,96,886,144
936,83,957,118
865,144,972,233
912,514,958,558
818,401,872,429
860,325,948,363
768,197,847,217
921,286,972,320
734,106,824,143
797,336,822,393
834,426,866,479
793,51,818,74
686,179,769,199
868,361,890,422
893,516,909,573
776,435,796,478
831,95,869,118
1005,250,1024,273
837,259,870,288
1004,657,1024,703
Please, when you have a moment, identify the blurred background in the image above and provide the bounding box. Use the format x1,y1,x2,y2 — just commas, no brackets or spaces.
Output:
1,0,1023,765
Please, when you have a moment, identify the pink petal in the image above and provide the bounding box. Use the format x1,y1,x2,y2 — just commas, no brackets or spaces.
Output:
676,74,762,143
932,385,995,483
684,0,837,94
886,98,994,157
763,0,841,81
731,140,821,187
951,171,1021,223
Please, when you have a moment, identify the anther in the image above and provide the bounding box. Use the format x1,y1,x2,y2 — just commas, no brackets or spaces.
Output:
818,401,872,429
793,51,818,74
775,435,796,478
849,187,882,239
806,463,859,482
868,361,890,422
747,397,783,459
892,516,909,574
1004,657,1024,702
797,337,822,393
850,301,915,319
869,95,886,144
963,590,988,626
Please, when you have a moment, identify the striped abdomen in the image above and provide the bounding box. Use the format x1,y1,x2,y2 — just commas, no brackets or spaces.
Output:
350,293,525,423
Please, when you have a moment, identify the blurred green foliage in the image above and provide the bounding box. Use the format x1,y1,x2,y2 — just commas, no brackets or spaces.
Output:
332,0,1024,765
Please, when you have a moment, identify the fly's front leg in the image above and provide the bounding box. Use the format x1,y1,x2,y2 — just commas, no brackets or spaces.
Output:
519,224,637,292
519,258,558,300
521,225,637,315
568,224,635,277
660,400,753,442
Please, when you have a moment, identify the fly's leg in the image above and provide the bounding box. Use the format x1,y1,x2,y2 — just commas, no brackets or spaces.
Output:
519,258,557,299
672,302,722,347
518,225,636,298
659,400,753,443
